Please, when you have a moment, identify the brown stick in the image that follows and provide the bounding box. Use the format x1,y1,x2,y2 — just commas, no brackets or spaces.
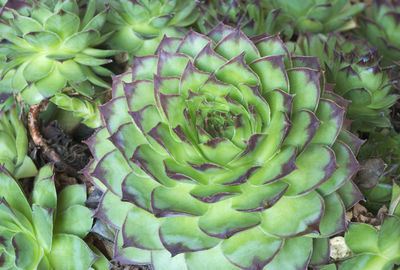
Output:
28,100,62,163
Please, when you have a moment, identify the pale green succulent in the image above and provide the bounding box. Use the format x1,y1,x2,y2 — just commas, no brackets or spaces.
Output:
341,183,400,270
294,33,398,132
263,0,365,39
0,164,110,270
0,0,116,105
82,25,364,269
104,0,200,57
0,104,37,179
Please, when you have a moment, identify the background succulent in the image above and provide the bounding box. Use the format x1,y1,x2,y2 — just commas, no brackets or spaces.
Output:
262,0,365,39
83,25,364,269
341,183,400,270
357,129,400,211
356,0,400,66
294,33,398,132
0,104,37,179
0,0,116,105
342,216,400,269
196,0,282,37
0,164,109,270
104,0,199,57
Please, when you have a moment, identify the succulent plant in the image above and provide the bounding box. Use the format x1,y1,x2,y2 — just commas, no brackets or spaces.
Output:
262,0,365,38
342,216,400,270
295,33,398,132
356,0,400,66
0,0,116,105
341,183,400,270
0,104,37,179
104,0,199,57
82,25,364,269
50,92,102,128
357,129,400,211
196,0,282,37
0,163,109,270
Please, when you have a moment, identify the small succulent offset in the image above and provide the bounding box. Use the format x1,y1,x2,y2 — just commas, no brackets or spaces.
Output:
263,0,365,39
356,0,400,65
295,34,398,132
0,164,109,270
83,25,364,269
0,0,116,105
104,0,199,57
341,183,400,270
0,104,37,179
50,92,102,128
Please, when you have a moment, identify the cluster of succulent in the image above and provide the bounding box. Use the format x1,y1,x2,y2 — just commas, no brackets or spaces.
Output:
338,183,400,270
293,33,398,131
0,0,399,269
0,164,109,269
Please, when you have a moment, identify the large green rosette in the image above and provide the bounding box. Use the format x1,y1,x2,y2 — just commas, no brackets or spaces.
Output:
83,25,363,269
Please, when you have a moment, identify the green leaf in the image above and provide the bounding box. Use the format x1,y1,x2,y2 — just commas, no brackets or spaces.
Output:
265,237,313,269
0,170,31,222
13,156,38,179
345,223,379,254
73,55,112,66
13,15,42,35
35,67,67,97
319,192,346,236
48,234,97,270
260,191,323,237
12,232,42,269
339,254,389,270
24,31,62,49
32,204,53,252
69,81,95,97
221,227,282,269
58,60,87,82
44,11,80,39
82,48,119,58
122,206,163,250
23,56,54,82
159,216,220,255
55,205,92,238
198,199,260,239
57,185,86,212
63,30,100,53
378,216,400,259
32,165,57,209
185,246,238,270
151,250,188,270
82,8,107,32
